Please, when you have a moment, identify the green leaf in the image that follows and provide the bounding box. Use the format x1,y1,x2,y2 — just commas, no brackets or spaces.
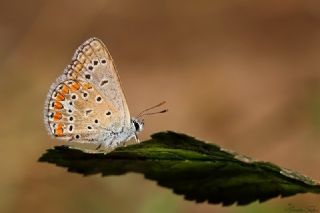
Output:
39,131,320,206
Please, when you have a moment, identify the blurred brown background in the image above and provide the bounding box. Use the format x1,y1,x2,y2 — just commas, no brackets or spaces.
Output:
1,0,320,212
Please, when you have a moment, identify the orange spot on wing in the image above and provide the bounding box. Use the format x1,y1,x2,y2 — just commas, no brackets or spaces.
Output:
53,112,62,121
56,92,65,101
56,123,62,129
82,83,92,90
54,101,63,109
70,82,81,91
55,123,64,136
60,85,69,95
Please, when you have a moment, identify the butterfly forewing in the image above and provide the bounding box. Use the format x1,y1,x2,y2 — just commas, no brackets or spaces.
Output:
44,38,131,143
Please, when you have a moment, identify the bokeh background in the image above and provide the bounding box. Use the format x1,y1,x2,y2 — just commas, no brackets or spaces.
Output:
1,0,320,212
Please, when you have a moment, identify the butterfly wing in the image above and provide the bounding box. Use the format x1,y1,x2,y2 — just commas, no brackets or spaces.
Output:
44,38,131,143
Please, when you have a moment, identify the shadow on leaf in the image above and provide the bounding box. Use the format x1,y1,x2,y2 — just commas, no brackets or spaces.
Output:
39,131,320,206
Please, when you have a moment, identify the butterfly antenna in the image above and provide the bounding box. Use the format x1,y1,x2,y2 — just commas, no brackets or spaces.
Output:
137,101,168,118
138,109,168,117
137,101,166,117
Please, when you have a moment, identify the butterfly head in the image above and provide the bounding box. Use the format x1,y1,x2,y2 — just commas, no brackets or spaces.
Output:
131,118,144,133
132,101,168,134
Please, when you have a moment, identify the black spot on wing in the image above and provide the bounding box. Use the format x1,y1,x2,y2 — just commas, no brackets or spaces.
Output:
100,80,109,86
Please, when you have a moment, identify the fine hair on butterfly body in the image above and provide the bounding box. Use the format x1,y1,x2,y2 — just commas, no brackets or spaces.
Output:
44,37,167,150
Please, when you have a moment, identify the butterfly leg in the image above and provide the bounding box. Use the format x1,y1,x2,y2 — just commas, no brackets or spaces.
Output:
96,143,102,150
134,133,140,143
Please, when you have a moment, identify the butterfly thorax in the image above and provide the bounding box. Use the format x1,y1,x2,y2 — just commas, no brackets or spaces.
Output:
97,118,143,147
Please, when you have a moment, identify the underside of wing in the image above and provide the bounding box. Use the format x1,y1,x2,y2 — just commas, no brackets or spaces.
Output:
65,37,131,126
44,38,131,143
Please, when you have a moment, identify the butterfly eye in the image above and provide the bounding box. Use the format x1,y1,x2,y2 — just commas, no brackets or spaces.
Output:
133,121,140,131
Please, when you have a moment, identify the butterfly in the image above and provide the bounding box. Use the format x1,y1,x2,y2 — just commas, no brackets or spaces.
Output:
44,37,167,150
